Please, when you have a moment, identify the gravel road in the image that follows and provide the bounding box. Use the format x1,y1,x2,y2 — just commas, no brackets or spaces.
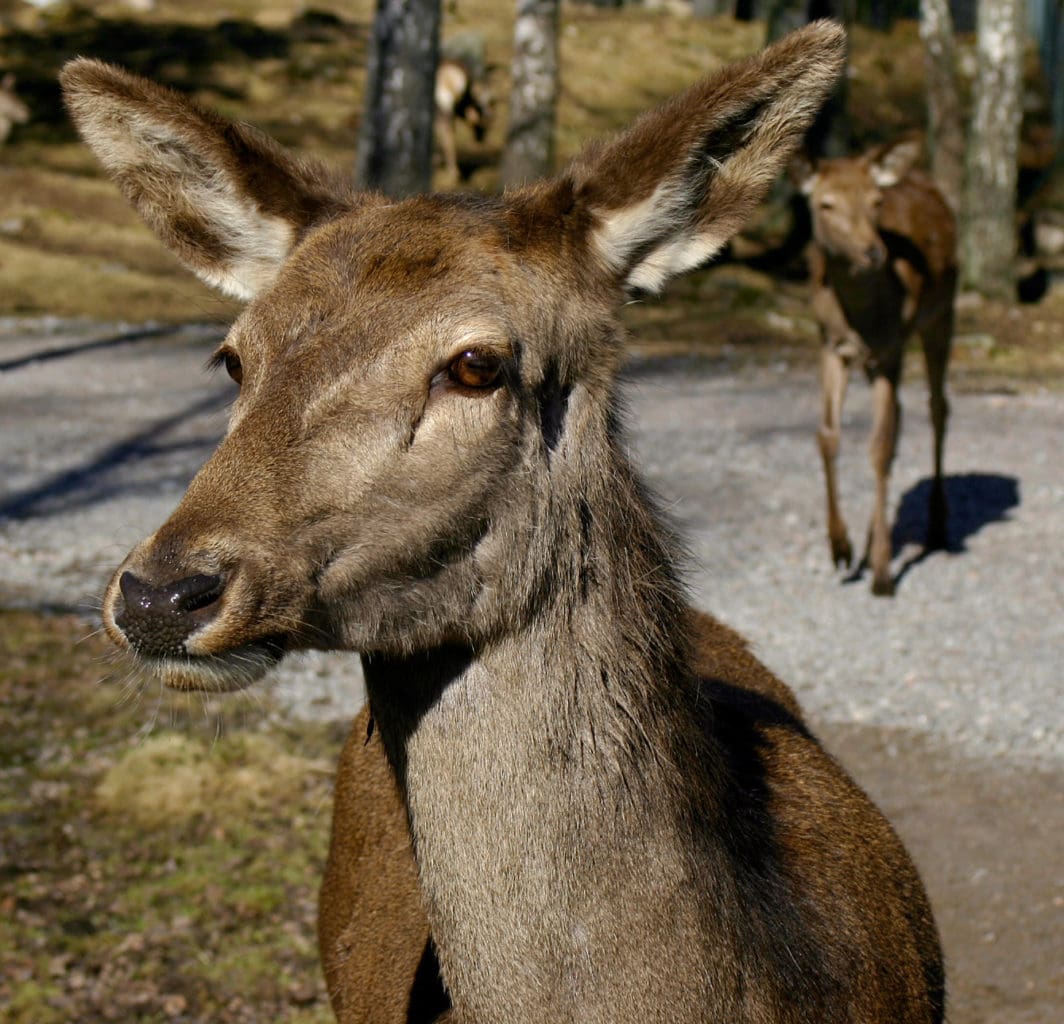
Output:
1,319,1061,763
3,318,1062,1023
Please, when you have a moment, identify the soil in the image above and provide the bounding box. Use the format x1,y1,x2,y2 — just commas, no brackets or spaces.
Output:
822,723,1063,1024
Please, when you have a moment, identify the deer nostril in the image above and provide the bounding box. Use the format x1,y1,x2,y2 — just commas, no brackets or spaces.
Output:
115,571,226,656
119,570,223,615
169,573,225,613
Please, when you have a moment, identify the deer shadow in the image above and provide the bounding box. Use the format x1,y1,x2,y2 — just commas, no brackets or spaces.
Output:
885,472,1020,590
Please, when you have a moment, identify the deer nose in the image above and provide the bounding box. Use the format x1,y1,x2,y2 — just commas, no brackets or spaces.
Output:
865,243,885,268
115,570,225,656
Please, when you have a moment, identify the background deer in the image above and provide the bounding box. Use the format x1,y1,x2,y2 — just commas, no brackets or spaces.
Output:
435,57,493,186
795,138,957,595
0,72,29,145
64,22,945,1023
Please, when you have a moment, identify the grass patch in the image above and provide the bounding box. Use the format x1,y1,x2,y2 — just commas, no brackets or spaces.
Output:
0,609,345,1024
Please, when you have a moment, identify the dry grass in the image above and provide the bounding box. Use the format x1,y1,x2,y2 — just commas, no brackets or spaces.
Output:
0,609,342,1024
95,732,325,829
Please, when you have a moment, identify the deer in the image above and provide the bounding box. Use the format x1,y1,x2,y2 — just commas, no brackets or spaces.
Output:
435,56,493,186
0,72,29,145
794,138,957,596
64,21,946,1023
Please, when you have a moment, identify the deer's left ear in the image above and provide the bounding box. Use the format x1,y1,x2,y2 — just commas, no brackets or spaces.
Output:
562,21,845,295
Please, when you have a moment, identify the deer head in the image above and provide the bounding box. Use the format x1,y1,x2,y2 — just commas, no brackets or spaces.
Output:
796,136,922,272
63,23,845,692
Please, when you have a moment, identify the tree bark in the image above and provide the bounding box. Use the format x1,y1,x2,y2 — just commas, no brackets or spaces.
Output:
692,0,734,15
963,0,1024,299
766,1,849,157
355,0,442,198
500,0,560,187
920,0,964,212
766,0,811,42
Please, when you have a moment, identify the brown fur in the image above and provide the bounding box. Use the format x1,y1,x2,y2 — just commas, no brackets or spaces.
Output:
318,607,808,1023
64,23,944,1023
795,138,957,595
319,704,438,1023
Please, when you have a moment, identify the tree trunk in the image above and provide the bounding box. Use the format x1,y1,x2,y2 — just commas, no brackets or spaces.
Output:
920,0,964,212
692,0,734,15
736,0,771,19
500,0,560,187
766,1,849,157
766,0,811,42
1031,0,1064,151
355,0,442,198
963,0,1024,299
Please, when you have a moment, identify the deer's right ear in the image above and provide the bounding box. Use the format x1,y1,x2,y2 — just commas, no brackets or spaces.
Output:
555,21,846,295
60,59,352,300
788,152,818,195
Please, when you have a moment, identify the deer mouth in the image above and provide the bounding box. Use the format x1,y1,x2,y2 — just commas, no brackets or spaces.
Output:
102,565,291,692
131,636,289,693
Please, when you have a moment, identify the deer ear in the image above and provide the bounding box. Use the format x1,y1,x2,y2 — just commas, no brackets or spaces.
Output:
60,59,352,300
564,21,845,295
869,136,922,189
788,152,818,195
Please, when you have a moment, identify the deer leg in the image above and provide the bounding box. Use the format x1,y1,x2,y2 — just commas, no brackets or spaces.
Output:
868,369,901,595
435,111,459,187
817,344,852,568
922,315,952,551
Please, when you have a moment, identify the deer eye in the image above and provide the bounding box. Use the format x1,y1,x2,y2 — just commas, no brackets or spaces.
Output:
223,351,243,385
447,349,503,390
208,347,243,386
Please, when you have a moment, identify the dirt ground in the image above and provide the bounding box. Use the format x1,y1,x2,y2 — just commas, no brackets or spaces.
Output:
821,722,1063,1024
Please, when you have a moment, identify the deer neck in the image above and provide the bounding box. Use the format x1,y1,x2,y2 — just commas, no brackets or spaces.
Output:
360,425,711,1016
362,416,693,789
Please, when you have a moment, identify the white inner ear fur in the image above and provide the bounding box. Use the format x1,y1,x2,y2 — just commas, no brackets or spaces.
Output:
89,112,295,300
870,164,901,189
870,141,921,192
590,178,731,295
193,197,294,300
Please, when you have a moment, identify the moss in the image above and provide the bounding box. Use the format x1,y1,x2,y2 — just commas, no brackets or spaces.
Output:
0,610,340,1023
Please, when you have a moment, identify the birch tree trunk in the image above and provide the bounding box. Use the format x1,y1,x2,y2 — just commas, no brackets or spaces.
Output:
355,0,442,197
919,0,964,213
962,0,1024,299
500,0,559,187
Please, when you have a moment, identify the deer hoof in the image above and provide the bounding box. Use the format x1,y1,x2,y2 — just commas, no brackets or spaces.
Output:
871,574,895,597
830,536,853,569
